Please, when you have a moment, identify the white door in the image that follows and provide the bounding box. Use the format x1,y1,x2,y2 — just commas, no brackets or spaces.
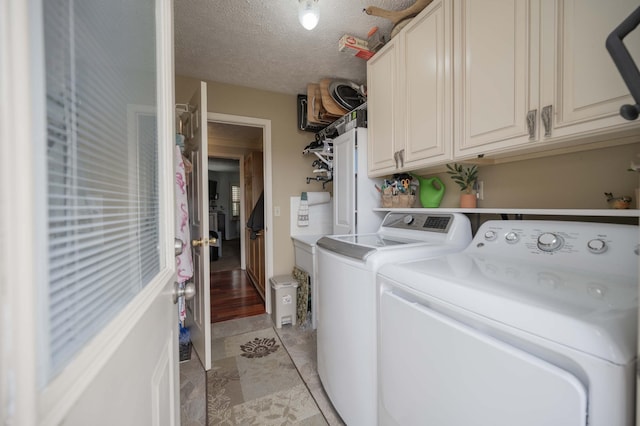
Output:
186,82,212,370
1,0,180,424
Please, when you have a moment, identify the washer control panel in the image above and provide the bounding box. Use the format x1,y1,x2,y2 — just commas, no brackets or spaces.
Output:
381,212,453,233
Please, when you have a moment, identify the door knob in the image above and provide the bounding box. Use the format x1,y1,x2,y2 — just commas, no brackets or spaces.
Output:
192,236,217,247
173,281,196,304
175,238,184,256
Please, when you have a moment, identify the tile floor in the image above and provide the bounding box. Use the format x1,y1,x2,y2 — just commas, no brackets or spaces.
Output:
180,314,345,426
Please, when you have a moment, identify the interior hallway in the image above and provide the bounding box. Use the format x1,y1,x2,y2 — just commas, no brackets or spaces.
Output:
210,238,265,323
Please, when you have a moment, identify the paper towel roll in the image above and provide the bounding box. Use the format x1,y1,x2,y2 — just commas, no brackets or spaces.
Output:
303,191,331,206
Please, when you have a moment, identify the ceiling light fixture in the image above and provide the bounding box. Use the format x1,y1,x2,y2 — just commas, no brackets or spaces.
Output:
299,0,319,30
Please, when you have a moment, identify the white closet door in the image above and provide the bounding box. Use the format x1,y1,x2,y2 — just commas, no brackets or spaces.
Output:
379,289,587,426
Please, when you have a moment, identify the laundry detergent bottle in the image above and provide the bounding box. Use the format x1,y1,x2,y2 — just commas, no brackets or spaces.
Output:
410,174,445,208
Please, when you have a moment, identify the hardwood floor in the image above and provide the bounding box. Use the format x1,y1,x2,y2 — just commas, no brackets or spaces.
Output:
210,268,265,323
210,238,241,272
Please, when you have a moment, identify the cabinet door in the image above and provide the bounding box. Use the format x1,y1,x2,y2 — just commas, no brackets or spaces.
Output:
454,0,537,158
402,0,453,168
333,132,355,234
540,0,640,139
367,38,401,176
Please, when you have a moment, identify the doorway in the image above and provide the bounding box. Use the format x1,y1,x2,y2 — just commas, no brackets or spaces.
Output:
208,157,241,272
206,113,273,321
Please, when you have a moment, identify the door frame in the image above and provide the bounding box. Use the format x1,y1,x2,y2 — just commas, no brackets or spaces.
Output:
207,112,273,314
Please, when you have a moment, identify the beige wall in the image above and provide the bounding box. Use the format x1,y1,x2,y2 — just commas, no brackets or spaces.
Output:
418,142,640,210
175,75,327,275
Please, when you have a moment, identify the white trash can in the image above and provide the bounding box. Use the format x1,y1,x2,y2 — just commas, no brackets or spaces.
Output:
270,275,299,328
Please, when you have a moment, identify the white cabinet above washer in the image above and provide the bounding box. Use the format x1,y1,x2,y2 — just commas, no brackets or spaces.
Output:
454,0,640,160
367,0,453,177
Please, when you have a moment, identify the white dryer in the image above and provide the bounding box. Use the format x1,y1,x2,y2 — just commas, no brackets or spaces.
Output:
316,212,472,425
377,220,638,426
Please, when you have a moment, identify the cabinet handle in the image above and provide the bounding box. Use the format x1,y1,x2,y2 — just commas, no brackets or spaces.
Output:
541,105,553,137
399,149,405,168
394,151,399,168
526,109,537,140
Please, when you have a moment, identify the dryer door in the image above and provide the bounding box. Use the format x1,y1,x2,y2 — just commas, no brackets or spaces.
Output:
378,288,587,426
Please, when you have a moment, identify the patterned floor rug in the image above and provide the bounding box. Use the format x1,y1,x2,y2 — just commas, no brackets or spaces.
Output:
207,327,327,425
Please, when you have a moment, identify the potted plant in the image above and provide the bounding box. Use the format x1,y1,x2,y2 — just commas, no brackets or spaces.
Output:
446,163,478,208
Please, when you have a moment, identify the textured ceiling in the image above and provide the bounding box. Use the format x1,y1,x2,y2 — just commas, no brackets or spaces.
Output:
174,0,416,95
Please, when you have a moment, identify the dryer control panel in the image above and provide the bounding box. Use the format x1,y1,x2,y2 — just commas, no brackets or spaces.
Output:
468,220,638,274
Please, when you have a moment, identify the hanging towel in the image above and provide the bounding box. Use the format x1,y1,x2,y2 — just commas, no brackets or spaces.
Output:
297,192,309,226
175,145,193,324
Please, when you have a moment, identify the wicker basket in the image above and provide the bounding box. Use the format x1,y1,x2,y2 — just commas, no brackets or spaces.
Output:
381,193,415,208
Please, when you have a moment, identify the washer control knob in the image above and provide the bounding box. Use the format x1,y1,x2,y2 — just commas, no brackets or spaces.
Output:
403,215,414,225
484,230,497,241
537,232,563,252
587,238,607,254
505,231,519,244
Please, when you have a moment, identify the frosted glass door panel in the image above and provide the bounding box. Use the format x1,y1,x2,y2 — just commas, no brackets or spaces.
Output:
44,0,160,380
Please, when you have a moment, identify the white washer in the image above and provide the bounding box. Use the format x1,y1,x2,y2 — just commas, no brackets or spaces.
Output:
316,212,472,425
377,220,638,426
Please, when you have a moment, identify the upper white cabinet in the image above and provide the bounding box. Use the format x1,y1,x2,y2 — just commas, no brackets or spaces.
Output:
539,0,640,140
454,0,640,159
453,0,535,157
368,37,400,175
368,0,453,177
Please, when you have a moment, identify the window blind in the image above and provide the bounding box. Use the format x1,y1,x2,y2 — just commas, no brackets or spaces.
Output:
44,0,159,381
231,185,241,217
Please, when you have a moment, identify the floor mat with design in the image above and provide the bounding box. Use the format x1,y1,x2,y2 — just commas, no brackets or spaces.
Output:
207,327,327,425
